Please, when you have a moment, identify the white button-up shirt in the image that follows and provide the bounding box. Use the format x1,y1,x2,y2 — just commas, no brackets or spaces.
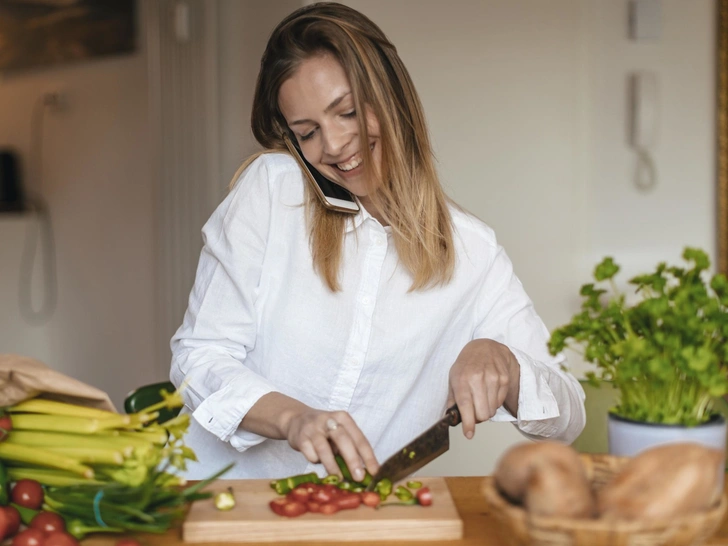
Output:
170,153,586,479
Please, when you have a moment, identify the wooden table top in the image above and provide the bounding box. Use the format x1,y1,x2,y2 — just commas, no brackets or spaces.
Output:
83,477,728,546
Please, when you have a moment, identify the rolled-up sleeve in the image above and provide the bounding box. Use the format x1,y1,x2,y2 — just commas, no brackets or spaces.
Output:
473,245,586,444
170,156,279,451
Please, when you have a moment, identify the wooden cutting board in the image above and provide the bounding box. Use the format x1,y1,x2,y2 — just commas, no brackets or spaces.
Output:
183,478,463,542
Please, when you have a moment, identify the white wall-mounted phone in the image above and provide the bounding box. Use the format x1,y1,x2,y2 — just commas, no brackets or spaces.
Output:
628,71,658,191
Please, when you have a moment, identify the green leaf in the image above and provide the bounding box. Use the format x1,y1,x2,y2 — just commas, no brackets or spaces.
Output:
594,257,619,281
683,247,710,270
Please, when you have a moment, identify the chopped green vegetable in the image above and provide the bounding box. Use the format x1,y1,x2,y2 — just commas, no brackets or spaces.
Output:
269,472,319,495
374,478,393,501
214,487,236,511
394,485,413,501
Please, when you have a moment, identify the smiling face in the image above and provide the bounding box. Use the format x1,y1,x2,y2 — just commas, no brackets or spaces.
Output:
278,54,382,204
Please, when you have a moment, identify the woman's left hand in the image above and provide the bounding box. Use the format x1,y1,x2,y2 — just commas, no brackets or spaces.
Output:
447,339,520,439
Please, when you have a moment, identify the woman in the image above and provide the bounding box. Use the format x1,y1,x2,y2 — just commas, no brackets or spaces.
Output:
170,2,585,480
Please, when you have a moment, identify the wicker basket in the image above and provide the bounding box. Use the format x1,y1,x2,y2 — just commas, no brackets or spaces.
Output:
483,453,727,546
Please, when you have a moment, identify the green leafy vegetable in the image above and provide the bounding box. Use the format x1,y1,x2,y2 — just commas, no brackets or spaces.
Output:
549,247,728,426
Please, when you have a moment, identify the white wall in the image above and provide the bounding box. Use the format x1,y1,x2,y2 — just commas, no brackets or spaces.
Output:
0,10,158,409
585,0,716,278
340,0,716,476
218,0,302,187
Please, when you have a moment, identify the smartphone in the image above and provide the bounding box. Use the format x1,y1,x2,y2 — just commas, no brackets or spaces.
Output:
282,133,360,214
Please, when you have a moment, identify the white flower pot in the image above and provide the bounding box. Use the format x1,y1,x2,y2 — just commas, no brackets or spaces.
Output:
608,412,727,456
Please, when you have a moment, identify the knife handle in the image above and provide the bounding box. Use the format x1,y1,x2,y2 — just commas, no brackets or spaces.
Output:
445,404,461,427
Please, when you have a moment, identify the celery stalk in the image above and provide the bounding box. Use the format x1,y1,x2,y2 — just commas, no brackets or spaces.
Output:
118,429,168,445
45,447,124,465
6,430,136,457
10,414,129,433
0,443,94,478
8,399,129,422
123,412,160,428
7,467,105,487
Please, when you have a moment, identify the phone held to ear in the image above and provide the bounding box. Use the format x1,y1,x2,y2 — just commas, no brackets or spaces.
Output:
282,133,360,214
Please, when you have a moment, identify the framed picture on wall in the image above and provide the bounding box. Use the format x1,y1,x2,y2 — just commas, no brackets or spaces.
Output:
0,0,136,72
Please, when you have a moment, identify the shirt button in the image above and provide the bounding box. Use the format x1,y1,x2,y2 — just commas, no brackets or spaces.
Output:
372,235,383,246
362,296,372,305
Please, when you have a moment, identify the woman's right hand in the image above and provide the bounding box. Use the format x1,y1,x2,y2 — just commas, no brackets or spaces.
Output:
283,408,379,482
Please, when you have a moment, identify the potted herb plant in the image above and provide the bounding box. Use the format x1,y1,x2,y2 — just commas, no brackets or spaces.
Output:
548,248,728,456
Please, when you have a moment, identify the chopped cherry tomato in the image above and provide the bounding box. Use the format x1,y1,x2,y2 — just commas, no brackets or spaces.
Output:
361,491,381,508
11,480,44,510
287,487,310,503
281,501,307,518
306,500,322,513
335,493,361,510
319,503,340,515
415,486,432,506
302,483,320,494
311,488,335,504
30,512,66,535
269,498,307,518
321,484,339,496
269,498,288,517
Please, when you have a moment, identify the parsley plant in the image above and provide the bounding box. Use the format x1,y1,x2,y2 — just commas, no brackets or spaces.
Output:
548,248,728,426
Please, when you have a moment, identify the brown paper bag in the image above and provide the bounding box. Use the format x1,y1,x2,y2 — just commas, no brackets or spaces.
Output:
0,354,116,412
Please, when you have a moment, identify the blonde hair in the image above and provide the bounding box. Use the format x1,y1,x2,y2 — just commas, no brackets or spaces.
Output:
242,2,454,291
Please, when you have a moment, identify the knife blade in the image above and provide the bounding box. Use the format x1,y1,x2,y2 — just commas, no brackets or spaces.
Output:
366,405,461,491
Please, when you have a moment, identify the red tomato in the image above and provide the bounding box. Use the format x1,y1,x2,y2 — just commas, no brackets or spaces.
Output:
287,487,310,503
311,488,334,503
306,500,322,513
30,512,66,535
0,414,12,441
301,483,320,494
319,503,339,515
0,507,11,541
12,528,45,546
115,539,143,546
269,498,288,517
321,484,339,496
281,501,307,518
4,506,21,537
11,480,44,510
361,491,381,508
335,494,361,510
40,532,79,546
415,487,432,506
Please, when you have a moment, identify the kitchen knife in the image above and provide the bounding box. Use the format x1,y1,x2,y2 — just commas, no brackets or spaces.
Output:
366,405,461,491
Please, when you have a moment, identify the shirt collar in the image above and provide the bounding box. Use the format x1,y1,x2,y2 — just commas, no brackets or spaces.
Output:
345,198,372,233
344,200,391,234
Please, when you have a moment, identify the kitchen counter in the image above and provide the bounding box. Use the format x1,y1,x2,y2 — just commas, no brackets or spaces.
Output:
84,477,728,546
